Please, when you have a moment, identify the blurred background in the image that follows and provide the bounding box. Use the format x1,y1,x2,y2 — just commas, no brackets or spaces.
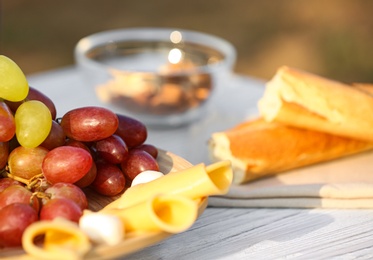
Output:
1,0,373,83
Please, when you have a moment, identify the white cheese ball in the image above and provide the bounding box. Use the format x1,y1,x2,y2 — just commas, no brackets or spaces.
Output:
79,213,124,245
131,170,164,187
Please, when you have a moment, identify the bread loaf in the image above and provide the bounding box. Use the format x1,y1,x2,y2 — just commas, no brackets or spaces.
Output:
209,118,373,184
258,66,373,141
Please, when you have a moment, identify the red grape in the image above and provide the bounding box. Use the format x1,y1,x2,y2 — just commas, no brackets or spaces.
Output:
91,161,125,196
40,198,82,223
0,185,40,212
65,139,91,152
0,142,9,169
132,144,158,159
43,182,88,210
121,149,159,181
95,134,128,164
74,161,97,188
60,106,119,142
42,146,93,184
65,139,96,160
40,120,66,150
0,203,38,247
8,146,49,180
0,101,15,142
0,178,23,193
115,114,147,147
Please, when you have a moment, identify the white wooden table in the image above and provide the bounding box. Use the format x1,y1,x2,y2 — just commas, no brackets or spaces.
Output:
28,67,373,259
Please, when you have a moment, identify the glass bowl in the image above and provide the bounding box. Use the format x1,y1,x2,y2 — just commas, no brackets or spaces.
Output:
74,27,236,127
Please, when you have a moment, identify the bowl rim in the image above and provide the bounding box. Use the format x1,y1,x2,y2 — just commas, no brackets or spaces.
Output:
74,27,237,75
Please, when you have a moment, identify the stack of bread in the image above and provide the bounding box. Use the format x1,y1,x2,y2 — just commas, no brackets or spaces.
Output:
209,66,373,184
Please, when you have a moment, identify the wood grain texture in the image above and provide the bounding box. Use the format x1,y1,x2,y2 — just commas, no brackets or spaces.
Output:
0,150,208,260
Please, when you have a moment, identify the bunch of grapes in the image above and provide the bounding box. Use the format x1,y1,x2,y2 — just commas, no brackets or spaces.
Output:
0,55,160,248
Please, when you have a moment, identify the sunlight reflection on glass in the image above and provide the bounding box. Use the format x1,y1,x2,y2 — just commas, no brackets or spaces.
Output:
170,31,182,44
168,48,183,64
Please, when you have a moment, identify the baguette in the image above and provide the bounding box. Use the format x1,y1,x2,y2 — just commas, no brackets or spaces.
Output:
353,83,373,95
258,66,373,141
209,118,373,184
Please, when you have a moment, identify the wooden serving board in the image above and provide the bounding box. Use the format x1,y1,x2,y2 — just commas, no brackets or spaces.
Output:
0,150,208,260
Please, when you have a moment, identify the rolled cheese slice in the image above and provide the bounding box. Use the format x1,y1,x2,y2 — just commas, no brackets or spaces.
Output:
103,194,198,234
258,66,373,141
209,118,373,184
22,218,91,260
103,160,233,210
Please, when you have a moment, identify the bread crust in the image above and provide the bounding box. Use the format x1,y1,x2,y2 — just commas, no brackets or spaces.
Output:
209,118,373,184
258,66,373,141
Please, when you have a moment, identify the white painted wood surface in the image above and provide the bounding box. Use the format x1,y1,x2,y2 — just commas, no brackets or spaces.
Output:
27,67,373,259
126,207,373,260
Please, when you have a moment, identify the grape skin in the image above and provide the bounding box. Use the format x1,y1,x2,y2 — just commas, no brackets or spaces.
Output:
0,178,22,193
0,101,16,142
0,55,29,102
121,149,160,181
0,203,38,247
132,144,158,159
95,134,129,164
40,120,66,150
60,106,119,142
74,161,97,188
43,182,88,210
7,146,49,180
42,146,93,184
92,161,126,196
0,185,40,212
40,198,82,223
115,114,147,148
0,142,9,169
65,139,95,158
14,100,52,148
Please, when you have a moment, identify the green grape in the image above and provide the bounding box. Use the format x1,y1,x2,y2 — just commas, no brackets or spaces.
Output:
0,55,29,102
15,100,52,148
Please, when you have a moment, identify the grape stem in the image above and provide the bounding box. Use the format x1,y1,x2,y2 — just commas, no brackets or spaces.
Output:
31,191,51,201
1,170,31,185
27,173,48,191
1,170,47,191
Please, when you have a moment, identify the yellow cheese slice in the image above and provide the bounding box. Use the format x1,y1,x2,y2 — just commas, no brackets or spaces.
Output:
103,160,233,210
103,194,198,234
22,218,91,260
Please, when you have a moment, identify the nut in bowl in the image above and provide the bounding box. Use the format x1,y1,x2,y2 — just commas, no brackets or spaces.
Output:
75,28,236,127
